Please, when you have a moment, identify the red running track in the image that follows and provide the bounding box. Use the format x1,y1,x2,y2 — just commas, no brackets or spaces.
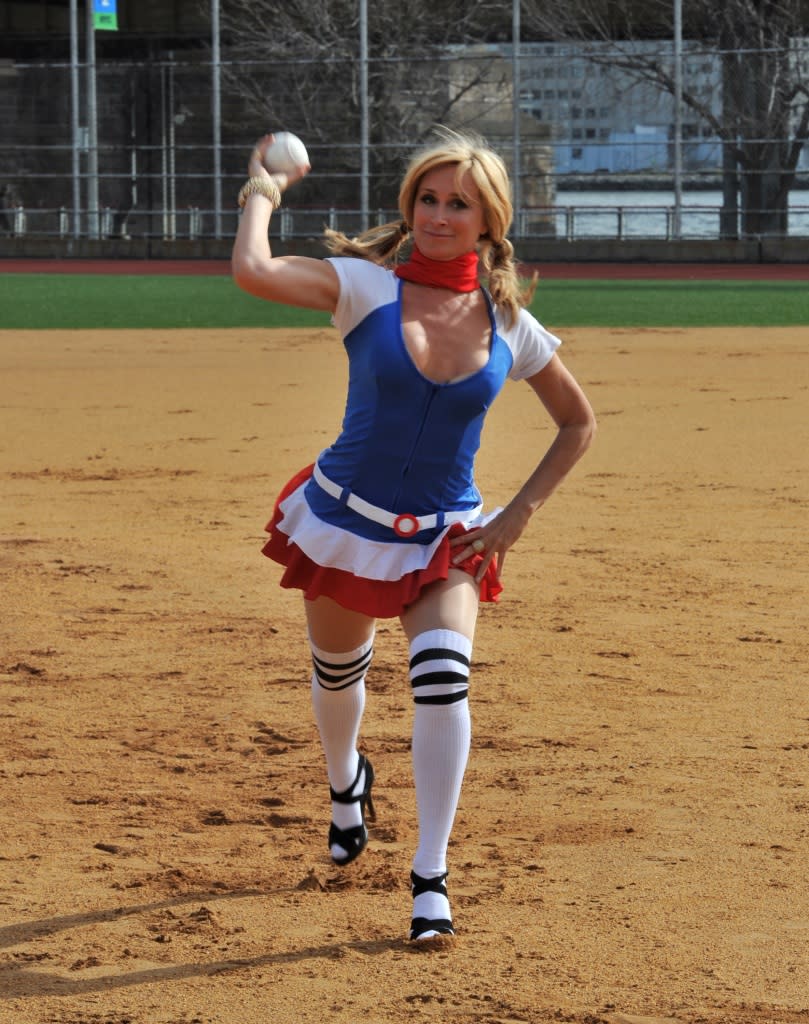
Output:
0,259,807,280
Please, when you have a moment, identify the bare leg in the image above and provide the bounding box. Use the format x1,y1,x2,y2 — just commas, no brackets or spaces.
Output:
305,593,376,652
399,568,480,643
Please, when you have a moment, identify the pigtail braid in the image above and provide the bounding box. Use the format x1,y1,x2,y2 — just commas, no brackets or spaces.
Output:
323,220,410,265
479,237,536,327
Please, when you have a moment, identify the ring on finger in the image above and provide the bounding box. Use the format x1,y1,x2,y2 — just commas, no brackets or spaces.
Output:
471,538,486,554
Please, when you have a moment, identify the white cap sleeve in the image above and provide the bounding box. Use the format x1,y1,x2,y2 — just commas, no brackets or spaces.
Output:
325,257,398,336
498,307,562,381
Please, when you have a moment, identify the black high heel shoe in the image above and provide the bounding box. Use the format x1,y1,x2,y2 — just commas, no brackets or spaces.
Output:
328,753,375,866
409,870,455,942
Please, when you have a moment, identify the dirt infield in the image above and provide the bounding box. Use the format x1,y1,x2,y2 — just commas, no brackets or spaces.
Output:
1,324,807,1024
2,257,808,279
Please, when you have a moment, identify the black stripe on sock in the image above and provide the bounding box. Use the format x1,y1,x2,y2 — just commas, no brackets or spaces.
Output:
313,649,372,674
413,690,469,705
410,669,469,690
313,649,372,690
409,646,470,670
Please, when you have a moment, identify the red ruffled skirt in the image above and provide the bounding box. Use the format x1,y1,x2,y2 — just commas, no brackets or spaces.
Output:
262,464,503,618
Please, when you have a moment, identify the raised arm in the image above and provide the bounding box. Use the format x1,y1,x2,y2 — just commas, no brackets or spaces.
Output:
231,135,340,312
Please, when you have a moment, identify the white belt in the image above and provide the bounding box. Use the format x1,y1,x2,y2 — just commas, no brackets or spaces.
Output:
312,461,481,538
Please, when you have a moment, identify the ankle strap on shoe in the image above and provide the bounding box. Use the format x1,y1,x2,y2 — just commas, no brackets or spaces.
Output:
410,870,448,897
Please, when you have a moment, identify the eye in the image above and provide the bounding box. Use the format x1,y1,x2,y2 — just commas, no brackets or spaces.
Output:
419,192,436,205
451,198,470,210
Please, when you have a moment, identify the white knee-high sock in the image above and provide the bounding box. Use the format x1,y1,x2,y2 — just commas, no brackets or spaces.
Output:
409,628,472,926
310,635,373,846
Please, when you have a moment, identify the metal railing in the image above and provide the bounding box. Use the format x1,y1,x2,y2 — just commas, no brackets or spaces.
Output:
546,203,809,240
4,203,809,242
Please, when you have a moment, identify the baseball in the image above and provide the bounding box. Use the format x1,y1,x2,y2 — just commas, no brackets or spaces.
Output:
262,132,310,175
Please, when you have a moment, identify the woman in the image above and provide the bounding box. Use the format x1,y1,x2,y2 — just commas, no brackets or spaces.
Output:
232,128,596,945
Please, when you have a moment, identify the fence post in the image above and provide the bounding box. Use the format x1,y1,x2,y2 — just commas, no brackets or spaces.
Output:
13,206,26,236
616,207,624,240
189,207,201,239
279,208,291,241
328,207,337,231
59,207,70,237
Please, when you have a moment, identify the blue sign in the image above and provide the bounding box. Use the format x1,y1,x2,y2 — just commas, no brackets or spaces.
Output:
93,0,118,31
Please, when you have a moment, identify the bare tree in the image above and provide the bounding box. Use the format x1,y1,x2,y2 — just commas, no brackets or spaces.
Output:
523,0,809,237
211,0,516,209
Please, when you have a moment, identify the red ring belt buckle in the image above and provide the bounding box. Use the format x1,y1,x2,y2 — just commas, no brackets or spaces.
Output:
393,512,420,538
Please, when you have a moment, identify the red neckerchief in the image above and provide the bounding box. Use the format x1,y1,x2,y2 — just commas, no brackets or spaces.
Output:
394,246,480,292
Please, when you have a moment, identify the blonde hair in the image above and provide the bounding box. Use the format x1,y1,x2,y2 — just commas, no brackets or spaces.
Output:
323,127,535,326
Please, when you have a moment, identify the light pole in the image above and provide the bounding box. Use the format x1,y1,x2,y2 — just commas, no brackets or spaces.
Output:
69,0,81,237
360,0,369,230
85,0,100,239
673,0,683,237
211,0,222,239
512,0,522,237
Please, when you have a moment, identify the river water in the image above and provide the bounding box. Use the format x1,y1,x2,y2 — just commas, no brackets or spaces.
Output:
553,189,809,239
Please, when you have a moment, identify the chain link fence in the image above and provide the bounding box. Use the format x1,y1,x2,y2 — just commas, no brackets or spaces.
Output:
1,41,808,244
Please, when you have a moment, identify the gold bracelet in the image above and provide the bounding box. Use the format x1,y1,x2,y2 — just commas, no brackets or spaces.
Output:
237,176,282,209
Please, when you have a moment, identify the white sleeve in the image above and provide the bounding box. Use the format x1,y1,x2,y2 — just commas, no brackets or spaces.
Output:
498,307,563,381
325,257,398,336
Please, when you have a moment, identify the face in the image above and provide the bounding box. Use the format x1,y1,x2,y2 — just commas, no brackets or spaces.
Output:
411,164,488,261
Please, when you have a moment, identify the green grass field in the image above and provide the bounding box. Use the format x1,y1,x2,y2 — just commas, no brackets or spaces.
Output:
0,271,806,329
